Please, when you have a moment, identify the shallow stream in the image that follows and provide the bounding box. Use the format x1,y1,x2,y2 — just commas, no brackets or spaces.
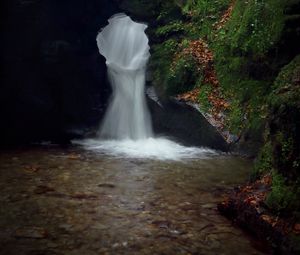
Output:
0,145,269,255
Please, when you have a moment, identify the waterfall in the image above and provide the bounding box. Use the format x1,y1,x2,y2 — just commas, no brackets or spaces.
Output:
96,13,153,140
72,14,217,160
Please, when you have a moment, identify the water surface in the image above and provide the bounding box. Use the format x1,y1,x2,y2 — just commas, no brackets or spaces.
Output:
0,146,269,255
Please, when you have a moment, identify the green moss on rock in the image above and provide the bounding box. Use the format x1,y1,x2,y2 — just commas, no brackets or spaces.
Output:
259,55,300,214
253,141,273,179
266,172,300,214
269,55,300,108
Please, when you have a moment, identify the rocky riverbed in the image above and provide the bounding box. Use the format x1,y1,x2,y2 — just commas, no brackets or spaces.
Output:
0,145,269,255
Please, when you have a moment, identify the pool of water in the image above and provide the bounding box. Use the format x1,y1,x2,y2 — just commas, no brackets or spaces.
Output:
0,145,269,255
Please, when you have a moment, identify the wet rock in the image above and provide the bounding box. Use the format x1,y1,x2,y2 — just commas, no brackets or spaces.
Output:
24,165,40,173
98,183,116,188
58,224,73,232
218,176,299,254
169,229,185,235
21,194,30,199
34,185,55,194
67,154,81,160
91,223,109,231
201,203,216,209
204,234,221,249
14,227,48,239
151,220,171,229
148,96,229,151
70,193,98,200
112,243,120,248
46,242,59,248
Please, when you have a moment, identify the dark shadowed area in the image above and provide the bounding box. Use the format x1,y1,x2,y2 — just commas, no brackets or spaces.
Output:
0,0,120,144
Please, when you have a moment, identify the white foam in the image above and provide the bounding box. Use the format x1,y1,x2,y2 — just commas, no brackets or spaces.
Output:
73,138,218,161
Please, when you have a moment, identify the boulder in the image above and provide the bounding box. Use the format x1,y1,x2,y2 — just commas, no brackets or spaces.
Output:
147,95,229,151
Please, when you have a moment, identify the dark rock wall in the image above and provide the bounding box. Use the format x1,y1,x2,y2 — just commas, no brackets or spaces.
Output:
0,0,119,144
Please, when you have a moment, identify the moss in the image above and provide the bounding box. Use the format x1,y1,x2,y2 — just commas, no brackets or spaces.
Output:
166,54,199,94
198,83,213,112
155,20,185,37
277,134,294,163
214,0,286,55
150,39,179,95
225,98,244,134
183,0,230,15
211,0,299,136
150,38,200,95
148,1,290,135
182,0,231,40
253,141,273,179
268,55,300,108
149,0,233,97
271,130,300,179
266,56,300,179
261,56,300,214
266,172,300,213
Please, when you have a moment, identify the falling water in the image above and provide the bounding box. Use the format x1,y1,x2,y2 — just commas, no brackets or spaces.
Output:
73,14,217,160
96,13,152,140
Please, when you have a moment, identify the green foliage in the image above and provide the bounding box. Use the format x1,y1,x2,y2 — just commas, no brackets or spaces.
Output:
150,0,233,96
263,55,300,216
266,172,300,213
213,0,294,85
266,56,300,179
155,21,185,37
268,55,300,108
277,134,294,164
150,39,199,95
212,0,294,135
271,130,300,178
183,0,230,16
167,54,199,94
225,98,244,134
198,83,212,112
182,0,231,40
215,0,285,55
253,141,273,179
150,39,179,94
155,0,183,22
